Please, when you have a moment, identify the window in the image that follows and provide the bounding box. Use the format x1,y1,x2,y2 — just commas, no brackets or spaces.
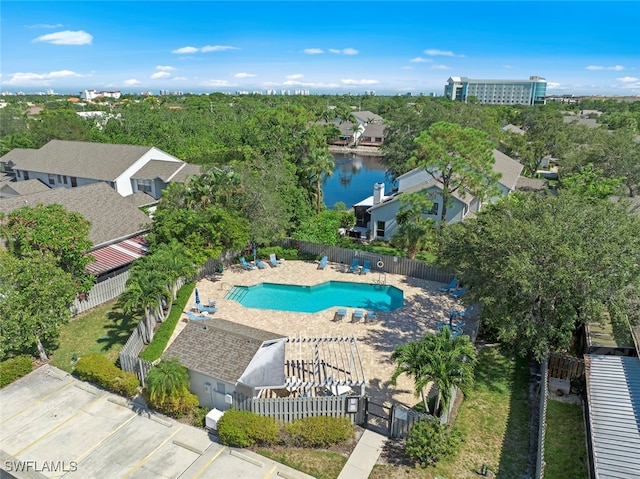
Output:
57,175,62,183
16,170,21,178
216,382,226,394
136,179,152,194
23,171,29,180
48,174,55,185
62,176,68,184
70,176,77,187
376,221,385,238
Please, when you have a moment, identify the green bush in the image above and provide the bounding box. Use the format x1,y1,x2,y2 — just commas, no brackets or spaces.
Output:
74,354,140,397
283,415,354,448
139,282,195,362
258,246,299,261
0,355,33,388
147,388,200,418
405,417,463,468
217,409,279,447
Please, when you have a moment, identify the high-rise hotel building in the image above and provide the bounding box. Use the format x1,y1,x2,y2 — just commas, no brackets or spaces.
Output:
444,76,547,106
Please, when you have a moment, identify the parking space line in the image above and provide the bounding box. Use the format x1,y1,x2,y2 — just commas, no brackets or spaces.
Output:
0,381,75,425
122,426,183,478
263,464,276,479
12,395,105,457
192,446,227,479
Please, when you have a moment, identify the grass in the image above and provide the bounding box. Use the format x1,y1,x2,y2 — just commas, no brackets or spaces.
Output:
257,448,347,479
50,300,138,372
370,346,531,479
544,399,588,479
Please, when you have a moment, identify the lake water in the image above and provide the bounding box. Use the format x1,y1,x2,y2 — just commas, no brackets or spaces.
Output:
322,154,395,209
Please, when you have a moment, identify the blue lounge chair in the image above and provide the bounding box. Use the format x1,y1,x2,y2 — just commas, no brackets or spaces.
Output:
334,308,347,322
240,257,257,270
440,278,459,293
318,256,328,270
448,305,473,318
196,303,217,314
360,260,371,275
269,253,281,267
352,310,364,322
348,258,360,273
185,310,209,321
365,310,377,322
450,287,467,299
256,259,268,269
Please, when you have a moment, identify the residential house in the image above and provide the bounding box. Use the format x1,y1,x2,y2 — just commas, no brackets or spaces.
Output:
0,178,50,199
1,140,202,200
326,110,386,147
163,319,287,410
353,149,523,241
0,182,152,279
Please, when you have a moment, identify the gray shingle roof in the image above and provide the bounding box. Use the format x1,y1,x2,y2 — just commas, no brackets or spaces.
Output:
0,182,151,248
0,179,50,196
515,176,547,192
362,123,385,138
492,149,524,191
585,355,640,478
170,163,203,183
130,159,184,181
5,140,154,181
163,319,285,383
352,111,383,123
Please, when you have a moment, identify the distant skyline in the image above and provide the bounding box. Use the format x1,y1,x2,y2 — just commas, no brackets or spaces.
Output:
1,1,639,96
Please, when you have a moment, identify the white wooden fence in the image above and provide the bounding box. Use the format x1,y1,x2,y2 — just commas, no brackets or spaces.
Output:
70,271,130,316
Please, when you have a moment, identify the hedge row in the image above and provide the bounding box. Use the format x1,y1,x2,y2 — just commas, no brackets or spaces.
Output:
217,409,354,448
0,355,33,388
139,282,195,362
74,354,139,397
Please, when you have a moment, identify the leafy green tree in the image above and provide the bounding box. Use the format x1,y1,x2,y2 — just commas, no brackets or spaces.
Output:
293,209,354,245
145,358,199,417
0,252,76,360
439,191,640,361
561,163,622,199
391,192,437,259
1,204,95,292
390,328,476,415
411,121,501,225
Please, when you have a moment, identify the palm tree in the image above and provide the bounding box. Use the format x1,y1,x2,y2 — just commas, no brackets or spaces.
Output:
151,241,197,301
391,328,476,416
302,149,335,213
146,357,190,404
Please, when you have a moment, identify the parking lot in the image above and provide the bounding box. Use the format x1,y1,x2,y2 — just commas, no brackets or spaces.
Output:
0,365,313,479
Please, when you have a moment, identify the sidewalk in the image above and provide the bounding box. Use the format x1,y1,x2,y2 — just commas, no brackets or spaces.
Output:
337,429,387,479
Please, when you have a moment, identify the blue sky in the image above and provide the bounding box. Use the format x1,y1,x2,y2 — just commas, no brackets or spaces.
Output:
2,1,639,96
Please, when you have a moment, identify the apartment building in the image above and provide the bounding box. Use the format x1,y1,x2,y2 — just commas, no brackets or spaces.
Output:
445,75,547,105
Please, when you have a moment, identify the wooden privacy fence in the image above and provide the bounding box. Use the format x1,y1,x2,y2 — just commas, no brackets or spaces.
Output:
548,353,585,381
70,271,130,316
280,238,454,284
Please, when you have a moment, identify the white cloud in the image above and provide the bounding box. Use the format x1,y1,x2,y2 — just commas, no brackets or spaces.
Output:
123,79,142,86
156,65,175,72
424,49,464,57
33,30,92,45
201,45,239,52
172,76,188,81
586,65,625,71
503,65,513,69
432,65,450,70
329,48,358,55
280,80,340,88
410,57,432,63
341,78,379,85
546,82,562,89
304,48,324,54
4,70,84,85
616,76,638,83
234,72,255,78
200,79,235,87
286,74,304,80
173,46,198,54
151,71,171,79
28,23,64,29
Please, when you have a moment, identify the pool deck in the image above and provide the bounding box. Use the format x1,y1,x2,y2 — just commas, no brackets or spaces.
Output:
169,259,477,407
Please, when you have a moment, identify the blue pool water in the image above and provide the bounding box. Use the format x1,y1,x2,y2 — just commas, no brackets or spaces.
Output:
225,281,404,313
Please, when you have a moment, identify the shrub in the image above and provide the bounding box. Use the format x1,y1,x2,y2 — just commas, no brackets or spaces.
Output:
74,354,139,397
405,417,463,468
258,246,299,261
0,355,33,388
139,282,195,362
147,388,199,418
217,409,279,447
283,416,354,447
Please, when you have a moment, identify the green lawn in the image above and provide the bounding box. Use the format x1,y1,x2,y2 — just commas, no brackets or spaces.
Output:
370,346,531,479
257,449,347,479
50,301,138,372
544,399,588,479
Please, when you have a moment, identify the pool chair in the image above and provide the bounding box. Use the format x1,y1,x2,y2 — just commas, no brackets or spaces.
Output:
240,257,257,270
450,287,467,299
360,260,371,275
351,310,364,322
365,310,378,322
334,308,347,322
449,305,473,318
269,253,281,267
318,256,328,270
255,259,269,269
348,258,360,273
185,310,209,321
196,302,217,314
440,278,459,293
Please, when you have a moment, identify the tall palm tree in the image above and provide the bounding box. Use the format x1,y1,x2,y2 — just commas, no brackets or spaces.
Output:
151,241,197,300
302,149,335,213
391,328,476,415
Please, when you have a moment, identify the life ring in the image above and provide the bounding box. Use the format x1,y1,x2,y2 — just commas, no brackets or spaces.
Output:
377,260,384,268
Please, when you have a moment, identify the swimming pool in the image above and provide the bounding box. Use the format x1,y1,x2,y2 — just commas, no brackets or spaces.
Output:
225,281,404,313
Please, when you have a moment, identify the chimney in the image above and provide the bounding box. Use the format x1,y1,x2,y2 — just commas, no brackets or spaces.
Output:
373,183,385,205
